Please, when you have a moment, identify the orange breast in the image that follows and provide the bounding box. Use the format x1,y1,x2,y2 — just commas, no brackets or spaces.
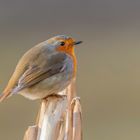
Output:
56,46,77,77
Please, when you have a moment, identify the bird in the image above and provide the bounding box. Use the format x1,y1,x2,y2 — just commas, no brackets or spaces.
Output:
0,35,82,102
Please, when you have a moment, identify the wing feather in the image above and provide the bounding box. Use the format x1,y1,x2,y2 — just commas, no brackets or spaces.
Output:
12,54,66,93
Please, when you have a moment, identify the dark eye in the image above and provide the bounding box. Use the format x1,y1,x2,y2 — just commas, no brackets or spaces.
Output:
60,41,65,46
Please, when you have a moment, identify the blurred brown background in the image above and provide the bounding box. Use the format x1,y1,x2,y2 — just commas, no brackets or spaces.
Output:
0,0,140,140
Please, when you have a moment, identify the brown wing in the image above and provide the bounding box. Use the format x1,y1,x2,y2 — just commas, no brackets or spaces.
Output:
0,46,67,102
12,62,65,94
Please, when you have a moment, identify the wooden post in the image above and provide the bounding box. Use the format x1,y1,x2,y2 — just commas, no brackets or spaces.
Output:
23,79,82,140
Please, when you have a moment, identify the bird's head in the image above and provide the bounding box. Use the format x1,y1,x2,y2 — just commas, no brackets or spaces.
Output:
46,35,82,56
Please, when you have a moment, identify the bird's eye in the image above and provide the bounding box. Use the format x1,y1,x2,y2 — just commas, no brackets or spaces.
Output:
60,41,65,46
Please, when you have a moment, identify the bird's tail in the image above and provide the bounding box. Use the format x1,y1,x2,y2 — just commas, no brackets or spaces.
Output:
0,89,11,102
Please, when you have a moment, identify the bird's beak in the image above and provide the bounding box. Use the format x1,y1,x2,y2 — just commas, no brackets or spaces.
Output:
73,41,83,45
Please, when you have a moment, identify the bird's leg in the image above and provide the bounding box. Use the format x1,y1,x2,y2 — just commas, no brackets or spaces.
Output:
43,93,66,100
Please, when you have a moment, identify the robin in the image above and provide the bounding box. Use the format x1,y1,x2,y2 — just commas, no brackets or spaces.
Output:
0,35,82,102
